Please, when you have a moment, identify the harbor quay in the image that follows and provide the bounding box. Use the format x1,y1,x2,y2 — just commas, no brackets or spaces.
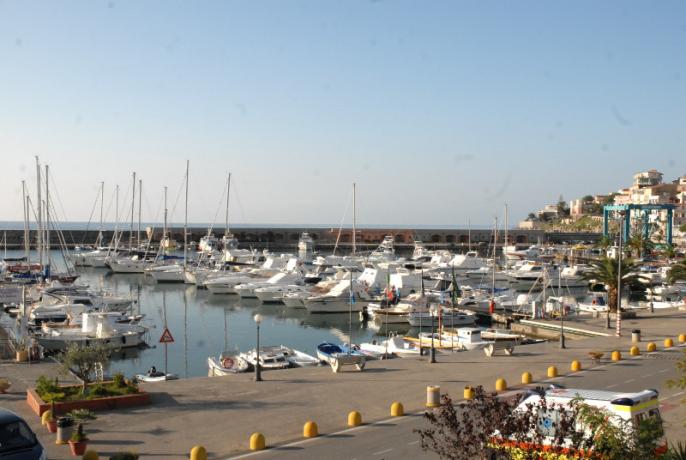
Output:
2,309,686,459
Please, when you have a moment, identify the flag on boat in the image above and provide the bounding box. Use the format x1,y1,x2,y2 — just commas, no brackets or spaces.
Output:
350,292,356,304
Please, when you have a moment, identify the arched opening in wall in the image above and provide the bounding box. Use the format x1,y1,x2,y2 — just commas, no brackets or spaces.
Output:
516,235,528,244
290,233,300,241
394,234,405,243
459,235,469,244
446,235,456,243
431,234,441,243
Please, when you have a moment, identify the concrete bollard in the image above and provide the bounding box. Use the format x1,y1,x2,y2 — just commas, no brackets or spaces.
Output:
495,378,507,392
647,342,657,352
630,346,640,356
521,372,532,384
570,360,582,372
303,421,318,438
679,334,686,344
348,410,362,427
82,451,99,460
547,366,558,378
463,386,475,400
611,351,622,361
250,433,266,451
190,446,207,460
665,338,674,348
390,402,404,417
426,385,441,408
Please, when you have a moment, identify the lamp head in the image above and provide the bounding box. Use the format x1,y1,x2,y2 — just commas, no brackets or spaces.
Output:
253,313,263,324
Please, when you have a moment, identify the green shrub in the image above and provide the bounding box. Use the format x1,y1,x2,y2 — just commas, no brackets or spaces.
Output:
87,383,110,399
35,376,60,398
112,372,126,388
41,391,66,403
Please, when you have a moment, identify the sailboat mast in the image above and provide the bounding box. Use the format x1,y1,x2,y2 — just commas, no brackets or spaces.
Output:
22,181,29,262
163,186,168,246
99,182,104,247
225,173,231,235
130,172,136,250
468,219,471,251
504,203,509,269
45,164,51,273
348,270,353,355
184,160,189,268
352,183,356,256
137,179,142,248
35,156,43,268
492,216,497,299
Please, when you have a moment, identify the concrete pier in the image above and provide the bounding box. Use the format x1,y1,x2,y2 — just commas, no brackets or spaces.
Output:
1,309,685,459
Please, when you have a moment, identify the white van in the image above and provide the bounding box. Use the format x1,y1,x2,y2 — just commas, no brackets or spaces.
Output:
511,387,665,454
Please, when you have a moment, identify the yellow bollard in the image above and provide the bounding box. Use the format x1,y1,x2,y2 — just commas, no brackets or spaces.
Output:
348,410,362,427
570,360,582,372
495,378,507,392
250,433,266,451
521,372,532,384
547,366,558,378
390,402,404,417
82,451,99,460
630,346,640,356
40,409,53,426
611,351,622,361
463,386,475,400
679,334,686,344
426,385,441,408
647,342,657,352
303,421,318,438
190,446,207,460
665,338,674,348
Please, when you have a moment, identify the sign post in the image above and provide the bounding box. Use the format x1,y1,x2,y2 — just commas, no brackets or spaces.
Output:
159,328,174,376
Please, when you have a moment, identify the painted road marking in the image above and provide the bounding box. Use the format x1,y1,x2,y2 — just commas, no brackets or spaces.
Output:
408,440,419,446
606,384,619,389
625,379,635,383
373,448,393,456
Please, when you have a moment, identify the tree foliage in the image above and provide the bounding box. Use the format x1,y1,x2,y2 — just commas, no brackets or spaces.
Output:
60,343,109,394
667,261,686,285
417,386,665,460
580,256,643,312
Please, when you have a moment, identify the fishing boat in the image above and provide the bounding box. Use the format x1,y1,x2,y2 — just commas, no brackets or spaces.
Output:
406,308,476,327
316,342,365,372
383,335,421,357
239,346,291,370
135,367,179,382
207,354,250,376
278,346,320,367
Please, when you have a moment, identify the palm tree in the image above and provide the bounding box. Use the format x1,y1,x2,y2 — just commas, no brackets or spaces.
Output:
595,235,612,250
667,261,686,284
628,233,654,259
581,257,643,312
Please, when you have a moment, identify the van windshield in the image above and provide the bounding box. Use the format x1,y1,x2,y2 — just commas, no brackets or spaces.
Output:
0,420,37,453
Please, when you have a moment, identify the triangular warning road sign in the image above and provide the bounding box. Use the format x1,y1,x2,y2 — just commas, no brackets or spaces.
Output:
159,328,174,343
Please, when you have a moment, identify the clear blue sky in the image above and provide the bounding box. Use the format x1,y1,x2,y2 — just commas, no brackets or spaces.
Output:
1,1,685,227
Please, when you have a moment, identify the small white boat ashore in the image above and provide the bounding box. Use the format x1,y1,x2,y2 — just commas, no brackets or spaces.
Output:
207,354,250,376
239,346,291,370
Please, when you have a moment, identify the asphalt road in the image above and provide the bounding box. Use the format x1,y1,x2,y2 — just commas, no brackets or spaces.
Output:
227,347,686,460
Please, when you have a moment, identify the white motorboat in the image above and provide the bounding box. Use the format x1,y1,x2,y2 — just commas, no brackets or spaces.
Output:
107,255,152,274
278,346,320,367
367,302,412,324
255,285,310,303
145,264,186,283
283,291,309,308
304,279,369,313
383,335,421,356
207,354,250,376
406,308,476,327
204,274,262,294
352,342,393,360
416,327,491,351
239,347,291,370
36,312,148,352
234,272,304,299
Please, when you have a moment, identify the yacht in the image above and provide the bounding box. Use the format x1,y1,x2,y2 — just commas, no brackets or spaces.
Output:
255,284,310,303
304,279,370,313
234,271,304,299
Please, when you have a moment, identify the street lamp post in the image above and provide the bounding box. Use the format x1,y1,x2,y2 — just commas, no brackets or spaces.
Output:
616,212,625,337
429,308,436,363
253,313,263,382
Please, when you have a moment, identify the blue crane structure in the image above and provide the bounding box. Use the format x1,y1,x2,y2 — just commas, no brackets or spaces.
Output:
603,204,675,246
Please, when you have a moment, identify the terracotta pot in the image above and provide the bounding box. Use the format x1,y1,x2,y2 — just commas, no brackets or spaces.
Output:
68,440,87,456
46,420,57,433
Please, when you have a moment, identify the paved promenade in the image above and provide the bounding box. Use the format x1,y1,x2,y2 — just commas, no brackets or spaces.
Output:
2,309,686,459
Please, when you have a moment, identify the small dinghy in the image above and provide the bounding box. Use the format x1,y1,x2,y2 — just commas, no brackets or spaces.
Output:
207,354,250,376
316,342,365,372
135,367,179,382
278,346,320,367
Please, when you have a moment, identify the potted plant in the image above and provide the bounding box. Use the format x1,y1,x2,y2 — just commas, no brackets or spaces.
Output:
68,422,88,456
67,409,96,456
0,378,11,393
42,397,58,433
